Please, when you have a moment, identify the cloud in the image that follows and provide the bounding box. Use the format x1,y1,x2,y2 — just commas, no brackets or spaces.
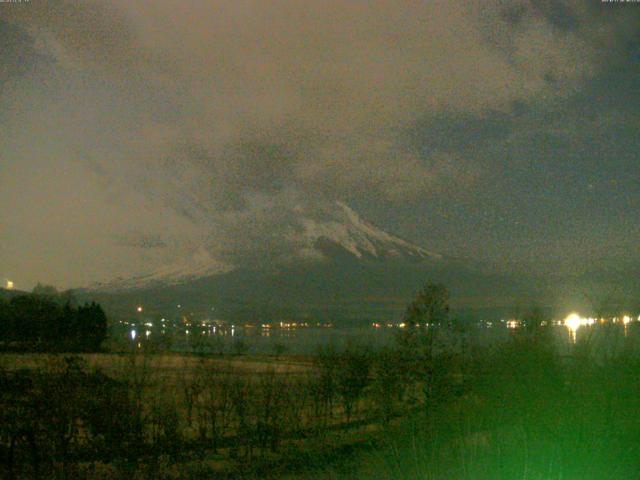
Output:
0,0,637,286
5,1,623,191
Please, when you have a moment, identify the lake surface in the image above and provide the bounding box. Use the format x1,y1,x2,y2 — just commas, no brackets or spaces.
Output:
117,318,640,356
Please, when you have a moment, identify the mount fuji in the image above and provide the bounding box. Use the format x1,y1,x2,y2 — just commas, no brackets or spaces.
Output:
83,201,527,322
91,201,441,292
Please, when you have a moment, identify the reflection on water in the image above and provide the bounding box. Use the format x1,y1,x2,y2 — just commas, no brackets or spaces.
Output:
118,313,640,355
561,313,640,344
122,323,396,354
564,313,595,344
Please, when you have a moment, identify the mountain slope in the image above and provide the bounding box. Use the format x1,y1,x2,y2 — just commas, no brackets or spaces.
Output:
302,201,441,262
91,246,233,291
81,201,542,322
91,201,441,292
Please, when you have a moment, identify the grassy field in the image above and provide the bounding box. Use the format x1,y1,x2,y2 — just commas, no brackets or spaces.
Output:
0,351,313,375
3,325,640,479
0,347,411,479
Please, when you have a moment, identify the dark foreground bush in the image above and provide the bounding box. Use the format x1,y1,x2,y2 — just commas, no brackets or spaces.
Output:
0,357,140,480
296,330,640,480
0,294,107,352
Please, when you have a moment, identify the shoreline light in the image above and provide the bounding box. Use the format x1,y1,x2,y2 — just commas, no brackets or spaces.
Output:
564,313,583,333
563,312,597,340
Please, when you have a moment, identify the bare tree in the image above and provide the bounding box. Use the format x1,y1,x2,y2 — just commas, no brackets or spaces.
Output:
197,365,234,453
335,346,371,422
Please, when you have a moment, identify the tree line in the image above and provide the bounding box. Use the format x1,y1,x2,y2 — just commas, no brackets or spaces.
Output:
0,282,456,479
0,287,107,352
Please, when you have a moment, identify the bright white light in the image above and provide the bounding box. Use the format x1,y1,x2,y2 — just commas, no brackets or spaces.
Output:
130,330,137,340
136,306,143,313
564,313,583,332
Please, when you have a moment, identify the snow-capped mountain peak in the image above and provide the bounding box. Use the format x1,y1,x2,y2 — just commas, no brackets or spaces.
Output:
299,201,441,261
90,201,439,292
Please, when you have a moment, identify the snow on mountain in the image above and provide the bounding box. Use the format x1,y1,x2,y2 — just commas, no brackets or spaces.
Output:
90,246,233,292
90,201,439,292
300,201,441,261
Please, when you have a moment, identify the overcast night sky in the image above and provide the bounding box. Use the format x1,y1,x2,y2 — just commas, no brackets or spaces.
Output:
1,1,639,290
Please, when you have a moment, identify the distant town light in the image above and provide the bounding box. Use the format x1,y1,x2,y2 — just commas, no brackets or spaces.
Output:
136,306,143,313
564,313,582,333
